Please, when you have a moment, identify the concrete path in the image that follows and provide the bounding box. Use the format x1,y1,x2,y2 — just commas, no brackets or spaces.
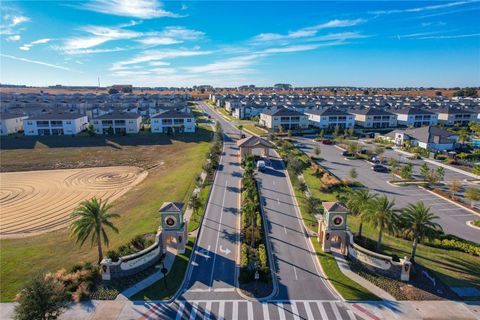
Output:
116,247,177,300
332,250,397,301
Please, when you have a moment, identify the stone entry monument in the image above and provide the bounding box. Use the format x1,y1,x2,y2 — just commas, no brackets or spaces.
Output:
100,201,188,280
317,202,348,255
159,202,188,254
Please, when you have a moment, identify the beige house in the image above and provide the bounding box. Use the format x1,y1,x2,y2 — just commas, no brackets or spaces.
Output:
351,108,397,128
259,107,308,131
434,107,477,126
0,113,27,135
237,136,274,160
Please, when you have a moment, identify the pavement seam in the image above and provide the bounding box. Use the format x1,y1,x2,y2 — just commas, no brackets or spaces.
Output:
418,185,480,218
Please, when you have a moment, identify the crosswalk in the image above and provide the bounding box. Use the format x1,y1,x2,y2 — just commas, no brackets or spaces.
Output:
136,300,362,320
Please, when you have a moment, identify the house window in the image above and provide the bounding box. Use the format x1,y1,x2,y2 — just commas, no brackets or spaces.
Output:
27,121,33,125
129,120,134,124
186,119,192,122
66,121,72,124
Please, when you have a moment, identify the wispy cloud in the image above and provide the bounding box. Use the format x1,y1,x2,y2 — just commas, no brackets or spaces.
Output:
110,48,213,70
182,55,260,74
370,1,470,15
136,26,204,46
251,19,365,43
80,0,182,19
0,10,29,36
0,53,73,71
417,33,480,39
7,35,21,41
19,38,51,51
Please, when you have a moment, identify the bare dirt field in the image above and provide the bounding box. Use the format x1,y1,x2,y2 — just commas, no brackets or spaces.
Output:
0,166,147,238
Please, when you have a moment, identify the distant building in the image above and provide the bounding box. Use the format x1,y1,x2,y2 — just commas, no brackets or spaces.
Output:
393,108,438,127
259,107,308,131
23,112,88,136
0,113,27,135
304,107,355,129
151,110,195,133
91,111,142,134
351,108,397,129
274,83,292,91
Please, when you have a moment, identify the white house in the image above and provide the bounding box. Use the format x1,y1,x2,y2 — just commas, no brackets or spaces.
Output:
23,112,88,136
393,108,438,127
385,126,458,151
0,113,27,135
304,107,355,129
91,111,142,134
151,110,195,133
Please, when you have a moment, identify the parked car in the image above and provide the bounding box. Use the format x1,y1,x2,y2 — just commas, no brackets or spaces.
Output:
372,164,389,172
257,160,266,172
342,151,353,157
240,134,246,139
321,140,333,145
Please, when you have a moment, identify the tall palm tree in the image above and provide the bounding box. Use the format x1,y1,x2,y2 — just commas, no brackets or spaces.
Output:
346,189,377,238
361,195,400,251
400,202,443,262
69,198,119,264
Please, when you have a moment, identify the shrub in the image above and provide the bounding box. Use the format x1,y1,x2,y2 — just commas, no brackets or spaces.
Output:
14,275,67,320
106,250,120,262
428,238,480,256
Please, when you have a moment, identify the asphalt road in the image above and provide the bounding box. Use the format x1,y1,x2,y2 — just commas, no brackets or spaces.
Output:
294,137,480,244
161,103,363,319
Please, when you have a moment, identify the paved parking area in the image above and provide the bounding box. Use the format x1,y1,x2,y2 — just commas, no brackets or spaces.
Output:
294,137,480,243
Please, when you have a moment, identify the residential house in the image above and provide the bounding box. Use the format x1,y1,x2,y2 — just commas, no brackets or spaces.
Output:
434,107,477,126
304,107,355,129
393,108,438,127
23,112,88,136
259,107,309,131
0,113,27,135
151,110,195,133
351,108,397,129
385,126,458,151
91,111,142,134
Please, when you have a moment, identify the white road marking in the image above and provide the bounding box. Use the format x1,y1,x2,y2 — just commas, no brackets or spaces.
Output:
293,266,298,280
273,180,276,186
263,303,270,320
347,309,357,320
284,226,287,234
187,288,210,292
330,301,342,319
291,302,300,320
247,301,254,320
205,301,212,320
277,198,280,205
213,287,235,292
438,208,468,212
219,245,231,255
232,301,238,320
304,302,315,320
218,301,225,320
276,303,286,320
316,301,328,319
450,213,474,217
209,180,229,287
175,301,185,320
189,302,198,320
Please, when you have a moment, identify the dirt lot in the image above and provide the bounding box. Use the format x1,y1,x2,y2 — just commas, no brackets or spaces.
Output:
0,166,147,238
0,132,210,172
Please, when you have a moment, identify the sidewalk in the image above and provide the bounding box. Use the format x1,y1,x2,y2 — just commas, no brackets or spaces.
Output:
116,246,177,300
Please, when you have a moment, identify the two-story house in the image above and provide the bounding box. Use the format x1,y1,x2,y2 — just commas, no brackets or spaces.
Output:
393,108,438,127
91,111,142,134
0,113,27,135
259,107,309,131
150,110,195,133
304,107,355,129
351,108,397,129
23,112,88,136
434,107,477,126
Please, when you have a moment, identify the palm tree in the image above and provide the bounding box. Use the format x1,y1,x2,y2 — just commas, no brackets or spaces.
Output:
400,202,443,262
361,195,400,251
346,189,377,238
69,198,119,264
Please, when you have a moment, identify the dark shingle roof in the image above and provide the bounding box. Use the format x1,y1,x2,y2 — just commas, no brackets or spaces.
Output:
159,202,184,213
0,112,26,120
434,107,476,115
404,126,456,144
26,112,86,120
94,111,141,120
394,108,434,115
304,107,351,116
323,202,349,213
261,107,304,117
151,110,193,119
350,108,394,116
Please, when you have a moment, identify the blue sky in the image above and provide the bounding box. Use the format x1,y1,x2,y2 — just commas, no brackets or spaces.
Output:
1,0,479,87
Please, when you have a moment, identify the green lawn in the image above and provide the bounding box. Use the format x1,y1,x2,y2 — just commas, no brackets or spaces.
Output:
239,123,266,136
0,134,212,301
216,107,236,121
303,167,338,202
131,237,195,300
311,239,380,301
188,183,213,232
347,215,480,296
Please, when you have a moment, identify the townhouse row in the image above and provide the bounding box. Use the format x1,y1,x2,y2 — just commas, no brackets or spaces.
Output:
0,109,195,136
256,106,478,132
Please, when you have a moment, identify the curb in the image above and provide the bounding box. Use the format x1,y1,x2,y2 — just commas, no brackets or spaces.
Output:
418,186,480,218
467,220,480,230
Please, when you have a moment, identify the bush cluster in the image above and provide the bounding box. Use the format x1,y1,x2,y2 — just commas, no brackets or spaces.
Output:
106,234,155,262
427,236,480,256
203,122,223,182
